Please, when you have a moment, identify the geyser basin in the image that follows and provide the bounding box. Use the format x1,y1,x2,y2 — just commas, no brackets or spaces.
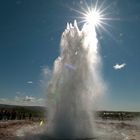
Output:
46,21,105,139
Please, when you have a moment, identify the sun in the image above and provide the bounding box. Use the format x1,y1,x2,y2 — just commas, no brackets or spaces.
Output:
85,10,101,26
67,0,117,41
71,0,115,28
69,0,115,33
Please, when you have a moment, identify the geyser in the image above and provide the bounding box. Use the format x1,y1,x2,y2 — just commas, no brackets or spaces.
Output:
46,21,105,139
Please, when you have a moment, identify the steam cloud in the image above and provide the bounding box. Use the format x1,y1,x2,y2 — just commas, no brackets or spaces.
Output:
45,21,106,139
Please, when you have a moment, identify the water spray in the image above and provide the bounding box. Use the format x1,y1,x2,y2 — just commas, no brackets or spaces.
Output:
46,20,105,139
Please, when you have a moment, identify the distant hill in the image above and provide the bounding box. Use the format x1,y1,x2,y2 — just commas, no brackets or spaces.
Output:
0,103,45,110
0,104,46,118
0,104,140,120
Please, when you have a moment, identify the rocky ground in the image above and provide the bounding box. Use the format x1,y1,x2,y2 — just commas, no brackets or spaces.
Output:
0,120,41,140
96,120,140,140
0,120,140,140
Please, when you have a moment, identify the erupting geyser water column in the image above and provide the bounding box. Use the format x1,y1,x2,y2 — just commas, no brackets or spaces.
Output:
46,20,105,139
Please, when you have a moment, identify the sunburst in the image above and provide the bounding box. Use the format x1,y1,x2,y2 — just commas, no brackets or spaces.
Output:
69,0,114,30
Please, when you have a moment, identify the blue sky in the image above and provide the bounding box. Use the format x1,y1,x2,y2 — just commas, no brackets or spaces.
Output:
0,0,140,111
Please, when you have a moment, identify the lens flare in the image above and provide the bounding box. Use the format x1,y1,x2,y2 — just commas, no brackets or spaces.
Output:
85,10,101,26
69,0,115,33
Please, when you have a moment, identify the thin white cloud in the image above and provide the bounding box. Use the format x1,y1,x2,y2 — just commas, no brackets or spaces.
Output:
27,81,33,84
113,63,126,70
23,96,35,102
0,96,45,106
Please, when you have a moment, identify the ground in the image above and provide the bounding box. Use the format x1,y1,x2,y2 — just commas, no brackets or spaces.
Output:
0,120,41,140
0,120,140,140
